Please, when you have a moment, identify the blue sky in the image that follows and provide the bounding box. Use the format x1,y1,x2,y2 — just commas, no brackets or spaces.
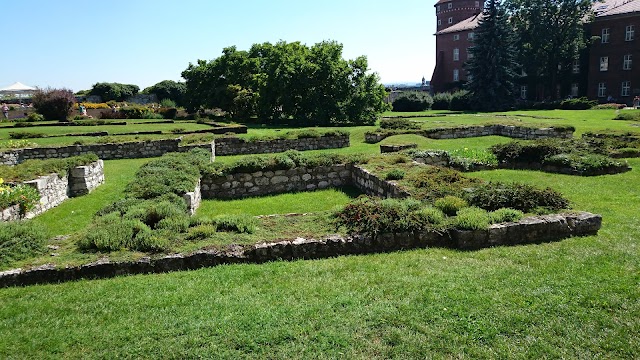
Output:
0,0,436,91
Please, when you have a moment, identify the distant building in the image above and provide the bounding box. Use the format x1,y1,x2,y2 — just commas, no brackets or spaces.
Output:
430,0,640,105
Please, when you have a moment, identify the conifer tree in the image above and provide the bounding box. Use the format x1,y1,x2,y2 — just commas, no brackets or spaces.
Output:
465,0,518,111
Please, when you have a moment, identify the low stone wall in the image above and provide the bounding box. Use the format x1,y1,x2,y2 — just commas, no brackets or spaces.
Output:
351,166,410,198
410,151,450,167
0,212,602,287
201,165,352,199
0,160,105,221
213,135,350,156
499,161,631,176
0,139,180,165
380,144,417,153
365,125,573,143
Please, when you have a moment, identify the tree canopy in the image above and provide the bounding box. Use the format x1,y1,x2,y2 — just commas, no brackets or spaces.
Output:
143,80,186,107
466,0,518,111
89,82,140,102
181,40,389,126
505,0,593,100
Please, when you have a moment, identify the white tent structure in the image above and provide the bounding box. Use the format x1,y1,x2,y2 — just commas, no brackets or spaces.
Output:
0,82,37,99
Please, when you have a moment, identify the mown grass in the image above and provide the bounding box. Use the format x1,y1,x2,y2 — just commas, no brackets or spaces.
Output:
0,110,638,358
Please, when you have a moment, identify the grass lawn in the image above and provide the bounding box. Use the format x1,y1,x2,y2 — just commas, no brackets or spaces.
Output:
0,110,638,358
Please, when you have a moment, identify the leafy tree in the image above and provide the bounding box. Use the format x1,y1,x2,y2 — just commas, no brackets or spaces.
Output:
143,80,186,107
89,82,140,102
32,88,76,121
181,40,388,126
392,92,433,112
466,0,518,111
505,0,593,100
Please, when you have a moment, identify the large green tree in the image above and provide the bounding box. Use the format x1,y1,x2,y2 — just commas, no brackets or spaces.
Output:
181,40,388,126
466,0,518,111
506,0,593,100
142,80,187,107
89,82,140,102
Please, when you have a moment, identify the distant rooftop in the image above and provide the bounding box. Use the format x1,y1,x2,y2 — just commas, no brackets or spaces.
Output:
435,13,482,35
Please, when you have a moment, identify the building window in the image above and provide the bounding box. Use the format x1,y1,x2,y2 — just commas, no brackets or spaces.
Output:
448,2,453,9
624,54,632,70
626,25,635,41
622,81,631,97
572,60,580,74
571,83,579,97
453,69,459,82
468,32,475,40
453,48,460,61
520,85,527,99
600,57,609,71
598,83,606,98
438,19,442,26
453,34,459,41
467,47,473,59
448,17,453,24
601,28,610,43
437,5,441,12
475,1,480,7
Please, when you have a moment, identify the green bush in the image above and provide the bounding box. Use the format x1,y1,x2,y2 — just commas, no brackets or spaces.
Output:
385,169,406,181
77,213,171,252
490,140,567,164
432,93,452,110
185,224,218,241
488,208,524,224
211,214,258,234
0,221,48,266
449,90,472,111
156,216,190,233
391,92,433,112
27,112,45,122
434,196,468,216
159,107,178,119
613,111,640,121
123,199,187,228
544,153,627,173
593,103,625,110
451,207,490,230
466,181,569,212
405,166,482,202
559,97,597,110
380,118,421,130
9,132,46,139
160,98,177,108
0,184,40,215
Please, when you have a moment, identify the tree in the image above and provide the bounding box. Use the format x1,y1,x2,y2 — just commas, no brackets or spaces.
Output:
143,80,186,107
506,0,593,100
89,82,140,102
181,40,388,126
392,92,433,112
32,88,76,121
466,0,518,111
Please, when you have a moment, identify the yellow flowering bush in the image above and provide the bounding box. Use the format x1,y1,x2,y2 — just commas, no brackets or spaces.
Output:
0,178,40,215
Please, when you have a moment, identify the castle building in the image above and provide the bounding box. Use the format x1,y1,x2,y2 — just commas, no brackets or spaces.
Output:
430,0,640,105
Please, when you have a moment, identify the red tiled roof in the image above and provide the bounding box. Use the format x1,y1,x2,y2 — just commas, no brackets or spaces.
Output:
435,13,482,34
594,0,640,17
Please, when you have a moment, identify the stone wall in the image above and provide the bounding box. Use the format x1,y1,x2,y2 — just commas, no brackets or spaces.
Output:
213,135,350,156
0,212,602,287
0,139,180,165
0,160,105,221
365,125,574,143
201,165,352,199
350,166,410,199
380,144,417,153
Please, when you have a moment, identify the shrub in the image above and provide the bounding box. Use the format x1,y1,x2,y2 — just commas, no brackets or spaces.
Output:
405,166,482,202
432,92,452,110
27,112,45,122
559,97,597,110
613,111,640,121
32,88,76,121
490,140,566,164
123,199,187,228
1,140,37,149
385,169,406,181
159,107,178,119
211,214,258,234
413,206,446,227
185,224,218,241
466,181,569,212
451,207,489,230
380,118,421,130
9,132,46,139
0,183,40,215
391,92,433,112
488,208,524,224
544,153,627,173
449,90,472,111
434,196,468,216
0,221,48,266
594,103,625,110
99,110,128,120
120,106,154,119
156,216,190,233
160,99,177,108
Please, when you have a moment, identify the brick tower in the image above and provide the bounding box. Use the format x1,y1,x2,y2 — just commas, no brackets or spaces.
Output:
431,0,485,93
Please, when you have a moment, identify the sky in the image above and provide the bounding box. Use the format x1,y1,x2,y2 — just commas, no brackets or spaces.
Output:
0,0,437,92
